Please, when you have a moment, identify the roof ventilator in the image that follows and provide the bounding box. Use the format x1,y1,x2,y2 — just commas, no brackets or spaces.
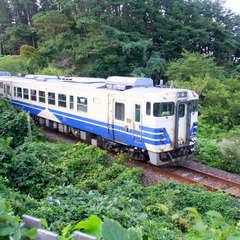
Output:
106,76,153,91
0,71,11,76
25,75,59,81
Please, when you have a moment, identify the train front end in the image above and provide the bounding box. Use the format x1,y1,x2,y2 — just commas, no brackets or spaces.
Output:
145,88,199,166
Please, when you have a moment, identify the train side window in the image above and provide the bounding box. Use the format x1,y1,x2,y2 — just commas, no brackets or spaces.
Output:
17,87,22,98
58,94,66,107
30,90,37,101
69,95,74,109
153,102,174,117
179,104,185,118
190,100,198,112
0,82,3,89
77,97,87,112
14,87,16,97
146,102,151,115
115,102,125,121
48,92,55,105
7,86,10,95
23,88,29,99
135,104,141,122
39,91,45,103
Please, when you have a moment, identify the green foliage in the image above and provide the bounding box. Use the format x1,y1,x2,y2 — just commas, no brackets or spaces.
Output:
0,55,27,76
171,207,240,239
33,11,74,41
0,198,37,240
0,98,45,147
165,50,223,83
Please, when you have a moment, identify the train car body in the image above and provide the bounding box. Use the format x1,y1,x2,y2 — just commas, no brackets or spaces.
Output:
0,74,198,165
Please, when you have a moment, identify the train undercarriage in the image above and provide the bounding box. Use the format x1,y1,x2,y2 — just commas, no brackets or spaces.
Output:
32,115,194,166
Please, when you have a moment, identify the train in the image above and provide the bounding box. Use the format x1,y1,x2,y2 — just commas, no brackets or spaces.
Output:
0,72,198,165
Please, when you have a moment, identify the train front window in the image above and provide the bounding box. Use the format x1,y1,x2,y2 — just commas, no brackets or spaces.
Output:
0,82,3,89
179,104,185,118
146,102,151,116
190,100,198,112
153,102,174,117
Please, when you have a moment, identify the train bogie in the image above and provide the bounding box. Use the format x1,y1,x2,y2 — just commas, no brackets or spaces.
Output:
0,73,198,166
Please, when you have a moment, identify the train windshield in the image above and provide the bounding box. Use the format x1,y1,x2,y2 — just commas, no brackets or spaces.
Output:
190,100,198,112
153,102,174,117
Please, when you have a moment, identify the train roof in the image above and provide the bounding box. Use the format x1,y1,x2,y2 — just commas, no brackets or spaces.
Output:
0,75,198,99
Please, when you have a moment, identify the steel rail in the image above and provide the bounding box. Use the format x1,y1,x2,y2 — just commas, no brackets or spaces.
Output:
179,165,240,188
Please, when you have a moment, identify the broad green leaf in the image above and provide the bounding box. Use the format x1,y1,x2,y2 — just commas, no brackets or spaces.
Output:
206,210,224,220
101,219,128,240
128,228,142,240
41,218,48,229
0,212,14,225
193,220,207,232
184,207,199,215
0,226,14,236
74,215,102,239
25,228,37,239
12,230,21,240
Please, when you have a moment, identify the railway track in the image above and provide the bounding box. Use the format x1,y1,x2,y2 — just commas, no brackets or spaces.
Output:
157,164,240,198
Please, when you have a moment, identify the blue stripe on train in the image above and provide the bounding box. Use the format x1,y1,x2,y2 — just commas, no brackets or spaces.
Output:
6,98,177,148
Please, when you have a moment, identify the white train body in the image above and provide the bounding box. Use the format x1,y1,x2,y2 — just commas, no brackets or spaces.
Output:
0,74,198,165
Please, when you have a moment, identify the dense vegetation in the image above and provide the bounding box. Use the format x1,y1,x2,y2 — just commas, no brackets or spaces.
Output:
0,97,240,239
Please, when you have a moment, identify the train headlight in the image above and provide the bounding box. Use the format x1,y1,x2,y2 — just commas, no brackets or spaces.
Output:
192,91,198,97
163,93,168,99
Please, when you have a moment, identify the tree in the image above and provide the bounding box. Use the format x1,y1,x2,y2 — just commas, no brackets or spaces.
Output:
33,11,74,41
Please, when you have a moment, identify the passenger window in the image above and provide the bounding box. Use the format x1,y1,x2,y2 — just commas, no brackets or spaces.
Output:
179,104,185,118
0,82,3,89
146,102,151,115
77,97,87,112
58,94,66,107
23,88,29,99
31,89,37,101
17,87,22,98
14,87,16,97
115,102,125,121
39,91,45,103
7,86,10,95
69,95,74,109
48,92,55,105
153,102,174,117
190,100,198,112
135,104,141,122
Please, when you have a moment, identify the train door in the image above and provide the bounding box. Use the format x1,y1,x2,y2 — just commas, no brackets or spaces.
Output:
108,94,129,144
132,103,142,143
3,82,12,99
175,101,191,148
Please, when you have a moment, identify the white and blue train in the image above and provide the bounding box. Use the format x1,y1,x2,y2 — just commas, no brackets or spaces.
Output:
0,73,198,165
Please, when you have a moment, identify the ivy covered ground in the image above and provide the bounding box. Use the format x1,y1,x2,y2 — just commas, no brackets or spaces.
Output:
0,98,240,239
